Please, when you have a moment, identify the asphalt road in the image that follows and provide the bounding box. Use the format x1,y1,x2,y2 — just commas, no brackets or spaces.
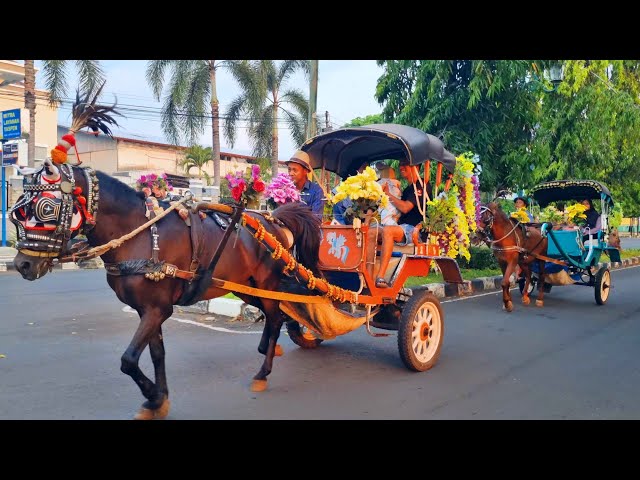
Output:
1,260,639,420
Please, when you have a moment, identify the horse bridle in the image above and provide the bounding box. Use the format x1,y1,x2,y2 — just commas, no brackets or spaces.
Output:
10,164,99,259
476,205,523,252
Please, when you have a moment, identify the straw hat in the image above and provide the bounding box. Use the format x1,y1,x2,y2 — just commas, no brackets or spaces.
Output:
285,150,312,172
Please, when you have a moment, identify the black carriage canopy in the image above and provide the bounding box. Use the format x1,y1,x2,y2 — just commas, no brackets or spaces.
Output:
530,180,614,208
299,124,456,179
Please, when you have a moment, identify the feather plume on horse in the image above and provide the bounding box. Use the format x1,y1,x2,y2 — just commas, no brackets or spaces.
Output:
11,82,325,419
50,81,122,166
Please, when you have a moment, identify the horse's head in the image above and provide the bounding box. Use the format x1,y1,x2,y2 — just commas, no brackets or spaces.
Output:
12,162,97,281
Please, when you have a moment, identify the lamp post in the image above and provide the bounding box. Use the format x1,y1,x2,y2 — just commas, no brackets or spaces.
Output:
530,61,564,93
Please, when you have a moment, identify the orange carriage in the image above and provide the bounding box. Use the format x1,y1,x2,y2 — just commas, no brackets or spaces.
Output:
279,124,465,372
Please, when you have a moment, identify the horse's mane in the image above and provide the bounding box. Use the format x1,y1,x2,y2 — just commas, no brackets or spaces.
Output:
81,167,145,213
271,202,321,276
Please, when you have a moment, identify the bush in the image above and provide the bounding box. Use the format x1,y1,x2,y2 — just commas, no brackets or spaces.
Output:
457,246,499,270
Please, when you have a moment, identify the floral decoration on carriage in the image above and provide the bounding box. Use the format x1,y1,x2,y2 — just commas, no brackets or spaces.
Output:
419,152,482,261
539,202,587,227
328,166,389,225
224,164,266,208
265,173,301,210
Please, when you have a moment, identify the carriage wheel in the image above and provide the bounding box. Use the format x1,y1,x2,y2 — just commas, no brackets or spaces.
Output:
397,291,444,372
285,321,324,349
594,266,611,305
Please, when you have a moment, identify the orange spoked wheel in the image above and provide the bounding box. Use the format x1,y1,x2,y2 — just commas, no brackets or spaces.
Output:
397,291,444,372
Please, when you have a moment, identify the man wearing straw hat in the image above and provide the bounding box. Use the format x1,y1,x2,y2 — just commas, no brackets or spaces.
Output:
285,150,325,216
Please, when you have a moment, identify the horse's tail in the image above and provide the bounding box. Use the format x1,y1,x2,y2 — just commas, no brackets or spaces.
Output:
272,202,322,276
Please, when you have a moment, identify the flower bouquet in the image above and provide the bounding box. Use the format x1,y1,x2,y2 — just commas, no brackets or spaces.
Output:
264,173,300,210
225,164,266,208
564,203,587,226
510,208,531,223
415,152,480,261
539,205,564,224
331,166,388,224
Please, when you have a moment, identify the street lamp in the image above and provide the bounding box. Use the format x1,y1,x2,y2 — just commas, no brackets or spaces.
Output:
530,61,564,93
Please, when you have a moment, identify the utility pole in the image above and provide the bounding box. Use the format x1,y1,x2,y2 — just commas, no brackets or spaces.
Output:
307,60,318,140
324,111,332,133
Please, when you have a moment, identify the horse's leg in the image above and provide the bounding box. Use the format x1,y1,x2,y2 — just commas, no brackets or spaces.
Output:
257,316,284,358
520,262,531,305
251,300,284,393
120,305,172,420
536,260,546,307
501,257,517,312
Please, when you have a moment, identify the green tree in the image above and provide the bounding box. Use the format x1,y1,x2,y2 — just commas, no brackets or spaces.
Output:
532,60,640,213
343,113,383,127
374,60,640,206
375,60,539,194
224,60,310,179
179,144,212,177
23,60,104,168
146,60,229,187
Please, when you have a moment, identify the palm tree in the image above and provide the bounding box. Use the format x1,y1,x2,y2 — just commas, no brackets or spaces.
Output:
225,60,310,179
179,144,212,177
146,60,228,187
22,60,104,168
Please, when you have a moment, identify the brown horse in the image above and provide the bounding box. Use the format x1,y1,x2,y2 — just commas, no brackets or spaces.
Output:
476,202,548,311
12,165,321,419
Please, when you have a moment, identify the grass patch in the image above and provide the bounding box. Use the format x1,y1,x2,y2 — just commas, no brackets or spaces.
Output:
405,267,501,287
619,248,640,260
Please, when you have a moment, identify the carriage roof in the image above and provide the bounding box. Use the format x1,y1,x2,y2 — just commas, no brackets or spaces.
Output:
299,123,457,179
530,180,614,208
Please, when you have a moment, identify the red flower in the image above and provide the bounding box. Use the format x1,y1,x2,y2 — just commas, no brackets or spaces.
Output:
253,179,265,192
231,185,244,201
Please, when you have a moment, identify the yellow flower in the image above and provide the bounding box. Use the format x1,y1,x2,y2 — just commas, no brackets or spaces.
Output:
510,207,530,223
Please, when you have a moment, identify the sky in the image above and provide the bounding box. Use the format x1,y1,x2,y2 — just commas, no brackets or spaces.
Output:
36,60,384,160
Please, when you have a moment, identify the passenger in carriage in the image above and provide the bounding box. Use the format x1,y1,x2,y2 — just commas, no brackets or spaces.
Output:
579,198,601,242
374,158,432,288
513,196,534,222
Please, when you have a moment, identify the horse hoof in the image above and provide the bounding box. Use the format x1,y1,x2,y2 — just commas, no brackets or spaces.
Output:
251,379,268,392
134,397,171,420
504,301,513,312
522,296,530,305
535,300,544,307
274,344,284,357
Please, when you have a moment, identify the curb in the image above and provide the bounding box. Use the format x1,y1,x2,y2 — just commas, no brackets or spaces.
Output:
2,255,639,316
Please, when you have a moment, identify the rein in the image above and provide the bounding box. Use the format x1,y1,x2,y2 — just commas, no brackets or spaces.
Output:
478,205,524,253
59,194,191,263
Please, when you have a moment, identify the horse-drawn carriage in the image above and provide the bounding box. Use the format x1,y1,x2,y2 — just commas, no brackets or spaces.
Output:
9,89,465,419
477,179,620,311
524,179,620,305
291,124,464,371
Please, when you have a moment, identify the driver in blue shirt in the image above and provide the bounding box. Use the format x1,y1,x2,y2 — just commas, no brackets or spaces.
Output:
286,150,325,217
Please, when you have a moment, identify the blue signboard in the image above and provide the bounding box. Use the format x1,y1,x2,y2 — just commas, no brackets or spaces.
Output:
1,108,21,140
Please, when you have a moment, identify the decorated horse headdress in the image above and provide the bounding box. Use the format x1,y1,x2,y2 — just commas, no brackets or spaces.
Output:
10,82,122,258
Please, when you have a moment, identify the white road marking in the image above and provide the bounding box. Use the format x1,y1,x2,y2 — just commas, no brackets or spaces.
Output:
121,305,261,334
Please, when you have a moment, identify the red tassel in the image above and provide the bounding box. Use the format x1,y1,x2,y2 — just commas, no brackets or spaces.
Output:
61,134,76,146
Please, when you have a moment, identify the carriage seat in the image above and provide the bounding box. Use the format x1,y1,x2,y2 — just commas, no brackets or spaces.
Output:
374,244,416,283
581,216,602,246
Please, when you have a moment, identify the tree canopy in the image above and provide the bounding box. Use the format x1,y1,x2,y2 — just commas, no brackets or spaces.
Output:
374,60,640,216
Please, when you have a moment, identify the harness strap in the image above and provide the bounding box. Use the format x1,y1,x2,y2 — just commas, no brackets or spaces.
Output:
528,252,568,266
211,278,333,303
